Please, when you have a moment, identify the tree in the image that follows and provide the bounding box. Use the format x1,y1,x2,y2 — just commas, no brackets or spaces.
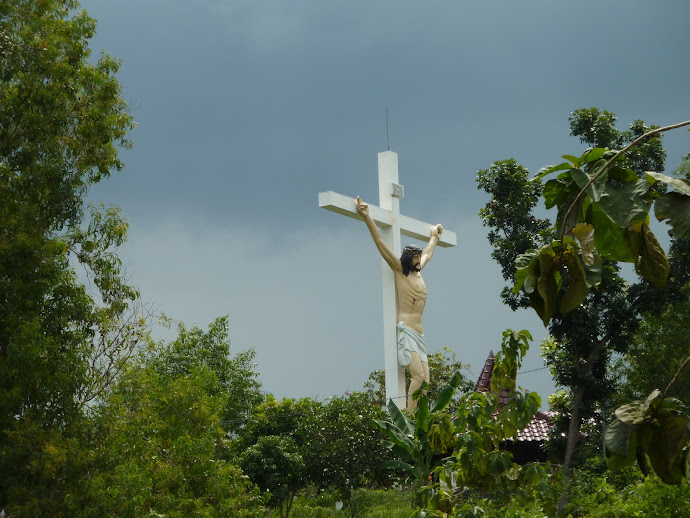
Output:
508,116,690,486
618,156,690,403
299,391,393,494
147,316,263,434
476,159,551,311
476,109,687,481
603,156,690,485
239,435,305,518
85,350,262,517
235,392,392,501
0,1,144,514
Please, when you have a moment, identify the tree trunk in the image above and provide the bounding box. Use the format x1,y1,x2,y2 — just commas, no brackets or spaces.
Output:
563,385,585,475
559,384,586,508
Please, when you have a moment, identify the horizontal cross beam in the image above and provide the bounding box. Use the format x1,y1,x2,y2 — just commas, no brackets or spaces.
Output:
318,191,457,247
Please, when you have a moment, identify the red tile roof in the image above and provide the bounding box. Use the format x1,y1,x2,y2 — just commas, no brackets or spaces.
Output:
515,410,555,442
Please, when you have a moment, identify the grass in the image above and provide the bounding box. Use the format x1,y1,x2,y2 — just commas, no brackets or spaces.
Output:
290,488,414,518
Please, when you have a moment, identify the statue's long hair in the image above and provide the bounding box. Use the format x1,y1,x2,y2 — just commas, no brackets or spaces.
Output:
400,245,423,277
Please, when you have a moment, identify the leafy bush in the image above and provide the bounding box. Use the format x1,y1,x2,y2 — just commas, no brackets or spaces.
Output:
571,475,690,517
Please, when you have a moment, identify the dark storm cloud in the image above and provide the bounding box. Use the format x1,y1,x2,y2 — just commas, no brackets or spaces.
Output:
83,0,690,401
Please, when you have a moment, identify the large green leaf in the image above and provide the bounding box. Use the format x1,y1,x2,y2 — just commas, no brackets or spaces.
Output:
646,405,690,485
571,167,607,203
513,249,540,294
429,372,462,414
562,154,584,167
646,171,690,196
599,167,653,229
387,398,414,436
635,224,670,287
605,419,636,469
655,192,690,239
556,188,585,238
376,420,416,451
543,176,572,210
535,162,575,182
587,203,639,262
382,440,418,461
573,166,651,229
609,390,690,484
415,392,430,436
570,224,603,286
615,399,648,426
536,245,561,326
528,291,547,327
571,223,596,265
559,251,589,314
516,245,564,326
582,148,608,164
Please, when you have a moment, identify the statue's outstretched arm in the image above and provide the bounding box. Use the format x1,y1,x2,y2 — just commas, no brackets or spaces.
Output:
420,224,443,270
356,196,402,273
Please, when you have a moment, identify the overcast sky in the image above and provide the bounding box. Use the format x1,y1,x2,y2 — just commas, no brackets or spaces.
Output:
82,0,690,404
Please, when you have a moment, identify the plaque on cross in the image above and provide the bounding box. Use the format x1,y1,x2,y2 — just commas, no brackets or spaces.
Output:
319,150,456,408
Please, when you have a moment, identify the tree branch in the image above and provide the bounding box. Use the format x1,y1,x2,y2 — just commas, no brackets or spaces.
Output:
560,119,690,243
661,351,690,401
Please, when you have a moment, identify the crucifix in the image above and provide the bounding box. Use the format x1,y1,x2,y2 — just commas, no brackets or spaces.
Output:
319,150,456,408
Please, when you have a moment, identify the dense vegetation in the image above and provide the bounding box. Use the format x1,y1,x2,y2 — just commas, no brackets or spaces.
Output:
2,2,689,517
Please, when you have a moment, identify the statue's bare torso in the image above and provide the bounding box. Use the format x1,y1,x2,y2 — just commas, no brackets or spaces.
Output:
396,270,426,335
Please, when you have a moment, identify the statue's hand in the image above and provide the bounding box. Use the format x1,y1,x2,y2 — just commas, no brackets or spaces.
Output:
356,196,369,217
431,224,443,238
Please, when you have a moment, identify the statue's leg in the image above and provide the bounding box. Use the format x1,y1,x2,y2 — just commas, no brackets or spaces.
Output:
407,351,426,412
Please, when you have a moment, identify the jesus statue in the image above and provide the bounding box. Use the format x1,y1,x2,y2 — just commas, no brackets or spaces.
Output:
356,196,443,412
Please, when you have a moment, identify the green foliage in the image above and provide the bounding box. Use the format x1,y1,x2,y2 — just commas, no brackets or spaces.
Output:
236,391,391,499
606,388,690,484
300,391,393,492
289,478,690,518
520,118,690,327
519,146,679,325
569,108,666,173
491,329,531,392
71,319,264,517
476,109,690,487
569,472,690,517
375,373,465,485
536,115,690,486
619,301,690,402
146,316,263,433
476,159,551,310
0,1,147,514
444,332,549,506
376,335,557,516
86,362,262,517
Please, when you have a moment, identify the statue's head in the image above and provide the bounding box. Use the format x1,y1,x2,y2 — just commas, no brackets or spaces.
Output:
400,245,423,276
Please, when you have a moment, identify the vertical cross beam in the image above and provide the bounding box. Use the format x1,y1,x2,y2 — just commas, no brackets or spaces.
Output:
377,151,406,406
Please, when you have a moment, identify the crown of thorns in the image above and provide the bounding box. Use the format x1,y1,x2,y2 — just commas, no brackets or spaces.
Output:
402,245,423,255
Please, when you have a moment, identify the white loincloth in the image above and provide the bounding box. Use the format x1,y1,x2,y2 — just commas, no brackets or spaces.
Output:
397,322,428,367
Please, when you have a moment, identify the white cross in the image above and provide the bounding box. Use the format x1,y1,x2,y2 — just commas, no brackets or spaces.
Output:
318,150,457,407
